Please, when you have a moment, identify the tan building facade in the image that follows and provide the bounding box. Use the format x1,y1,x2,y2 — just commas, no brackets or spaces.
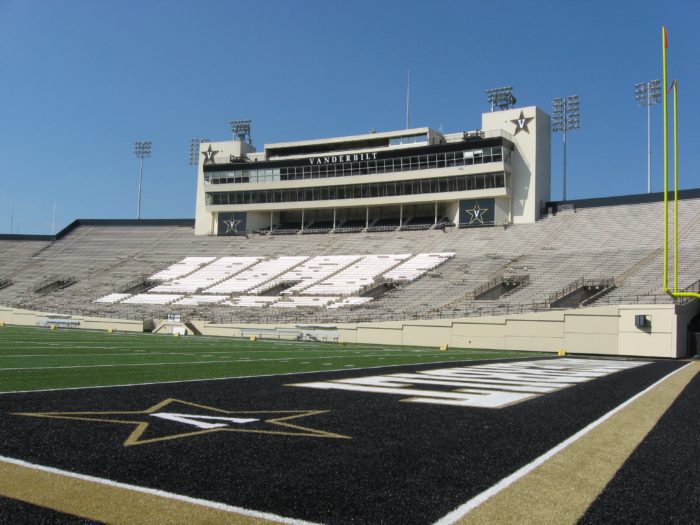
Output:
194,106,551,235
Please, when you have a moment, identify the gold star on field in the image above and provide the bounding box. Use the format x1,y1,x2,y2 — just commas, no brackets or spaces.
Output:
14,398,349,446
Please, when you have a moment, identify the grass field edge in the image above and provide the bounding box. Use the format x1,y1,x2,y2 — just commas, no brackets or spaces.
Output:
0,354,555,395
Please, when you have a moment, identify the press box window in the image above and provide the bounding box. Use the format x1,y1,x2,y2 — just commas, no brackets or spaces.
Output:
389,134,428,146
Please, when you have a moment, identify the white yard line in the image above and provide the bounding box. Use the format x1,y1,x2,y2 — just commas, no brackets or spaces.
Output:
0,352,510,371
0,455,319,525
0,356,545,395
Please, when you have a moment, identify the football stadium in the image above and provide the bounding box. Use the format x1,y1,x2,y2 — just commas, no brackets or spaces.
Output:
1,29,699,524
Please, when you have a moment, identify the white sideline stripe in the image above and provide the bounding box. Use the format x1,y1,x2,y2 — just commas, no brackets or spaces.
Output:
0,360,235,371
0,352,481,371
2,352,243,358
433,362,692,525
0,455,318,525
0,350,470,360
0,356,549,395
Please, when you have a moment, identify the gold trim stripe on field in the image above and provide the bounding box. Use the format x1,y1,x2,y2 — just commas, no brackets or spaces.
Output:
456,361,699,524
0,459,293,524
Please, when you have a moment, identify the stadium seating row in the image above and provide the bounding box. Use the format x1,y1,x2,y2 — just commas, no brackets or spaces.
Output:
147,256,216,281
1,196,698,323
93,252,456,309
110,293,372,309
149,257,261,293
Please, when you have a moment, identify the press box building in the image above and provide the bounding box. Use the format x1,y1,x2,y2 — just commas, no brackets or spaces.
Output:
194,107,551,236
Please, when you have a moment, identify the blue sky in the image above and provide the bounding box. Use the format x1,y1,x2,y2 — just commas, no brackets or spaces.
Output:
1,0,698,234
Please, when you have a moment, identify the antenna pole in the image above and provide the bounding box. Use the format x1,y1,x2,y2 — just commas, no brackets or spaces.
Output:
647,96,652,193
406,68,410,129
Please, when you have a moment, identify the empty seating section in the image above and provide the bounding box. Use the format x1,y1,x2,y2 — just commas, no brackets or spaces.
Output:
94,293,131,304
1,197,699,322
385,253,455,282
303,221,334,233
226,296,280,308
271,223,299,235
206,256,307,294
90,253,455,309
172,295,228,306
327,296,373,309
122,294,182,305
335,219,364,233
302,254,410,295
148,257,216,281
149,257,261,293
401,216,435,230
261,255,363,294
367,218,399,232
272,296,340,308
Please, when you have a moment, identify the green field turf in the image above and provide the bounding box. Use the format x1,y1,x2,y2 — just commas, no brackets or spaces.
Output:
0,325,549,392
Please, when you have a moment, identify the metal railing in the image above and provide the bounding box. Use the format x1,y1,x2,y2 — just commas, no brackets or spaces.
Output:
678,277,700,303
443,128,515,143
33,276,77,293
469,274,529,300
547,277,615,305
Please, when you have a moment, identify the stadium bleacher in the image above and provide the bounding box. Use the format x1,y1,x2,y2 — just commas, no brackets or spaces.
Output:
205,256,307,294
300,254,411,296
0,195,699,325
147,257,216,281
149,256,262,293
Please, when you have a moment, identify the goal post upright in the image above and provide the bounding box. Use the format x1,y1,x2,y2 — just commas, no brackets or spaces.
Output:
662,26,699,300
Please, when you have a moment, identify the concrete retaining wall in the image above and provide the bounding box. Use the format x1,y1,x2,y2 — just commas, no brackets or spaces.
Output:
0,306,144,333
2,302,695,358
190,303,691,358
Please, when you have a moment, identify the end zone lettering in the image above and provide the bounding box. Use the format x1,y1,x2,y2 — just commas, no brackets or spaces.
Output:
289,358,648,409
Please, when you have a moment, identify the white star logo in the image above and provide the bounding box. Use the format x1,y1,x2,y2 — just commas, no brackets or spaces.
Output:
466,203,489,224
201,144,219,165
510,111,534,135
224,218,242,234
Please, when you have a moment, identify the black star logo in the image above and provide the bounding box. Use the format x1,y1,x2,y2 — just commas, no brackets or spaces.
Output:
510,111,534,135
224,218,241,234
466,203,489,224
14,398,349,446
201,144,219,165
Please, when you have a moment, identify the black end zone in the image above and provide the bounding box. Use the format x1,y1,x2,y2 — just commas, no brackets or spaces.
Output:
0,496,100,524
0,358,684,524
580,371,700,524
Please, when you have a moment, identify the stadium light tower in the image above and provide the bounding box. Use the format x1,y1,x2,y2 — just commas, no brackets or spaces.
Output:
552,96,580,201
635,80,661,193
189,138,209,166
230,120,252,144
133,141,152,220
486,86,517,112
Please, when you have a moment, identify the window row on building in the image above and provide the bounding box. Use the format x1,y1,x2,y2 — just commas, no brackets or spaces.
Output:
388,133,428,146
204,146,510,185
207,172,507,206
